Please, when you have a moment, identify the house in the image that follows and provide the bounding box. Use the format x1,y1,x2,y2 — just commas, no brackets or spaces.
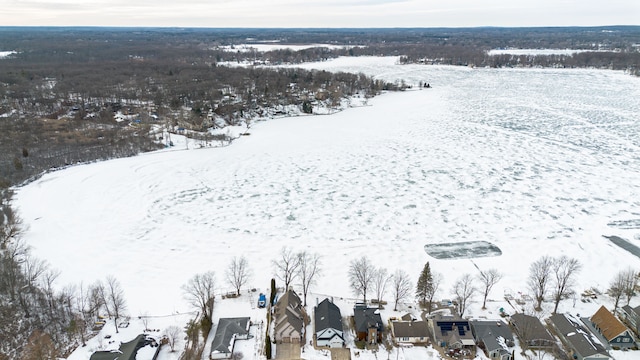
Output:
583,306,635,349
619,304,640,336
353,303,383,344
548,313,611,360
273,288,307,343
210,317,251,359
509,313,554,349
429,314,475,350
90,334,146,360
470,320,515,360
314,298,345,348
390,319,429,344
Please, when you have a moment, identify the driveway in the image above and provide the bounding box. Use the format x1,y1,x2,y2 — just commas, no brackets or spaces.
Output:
330,348,351,360
275,342,301,360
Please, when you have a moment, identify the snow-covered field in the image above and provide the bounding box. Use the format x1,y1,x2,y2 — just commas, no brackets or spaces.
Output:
13,57,640,359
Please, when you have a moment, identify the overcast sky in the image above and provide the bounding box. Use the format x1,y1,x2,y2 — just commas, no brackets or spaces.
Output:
1,0,638,28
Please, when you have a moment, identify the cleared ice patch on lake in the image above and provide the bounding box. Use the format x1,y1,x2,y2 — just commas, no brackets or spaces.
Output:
424,241,502,259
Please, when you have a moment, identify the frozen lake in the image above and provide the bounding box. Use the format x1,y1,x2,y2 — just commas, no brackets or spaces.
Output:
14,57,640,315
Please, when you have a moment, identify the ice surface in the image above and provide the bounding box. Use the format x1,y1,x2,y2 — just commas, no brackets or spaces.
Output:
13,57,640,325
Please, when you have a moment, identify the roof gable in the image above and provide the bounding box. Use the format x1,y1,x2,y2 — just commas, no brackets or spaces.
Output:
315,298,343,333
470,320,514,351
354,304,383,333
274,288,306,334
471,320,513,341
392,321,429,338
90,334,146,360
549,314,609,358
510,314,554,342
210,317,250,355
591,306,629,341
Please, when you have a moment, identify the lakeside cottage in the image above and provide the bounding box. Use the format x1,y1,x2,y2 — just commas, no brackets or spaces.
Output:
314,298,345,348
390,318,429,345
273,288,307,343
548,313,611,360
583,306,635,349
619,304,640,337
428,313,475,350
90,335,146,360
210,317,251,359
509,313,554,349
353,303,383,344
470,320,515,360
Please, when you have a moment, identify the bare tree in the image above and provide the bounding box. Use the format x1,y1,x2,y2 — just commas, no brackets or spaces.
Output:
527,255,553,311
452,273,476,318
140,312,150,331
59,283,77,323
226,256,251,296
608,269,629,312
164,325,182,352
348,256,375,303
104,275,127,334
23,255,48,290
3,236,28,302
182,271,216,321
0,210,23,249
88,280,105,321
550,256,581,314
74,282,91,346
41,268,61,312
622,268,638,306
478,268,502,310
426,272,443,315
298,251,321,306
372,267,391,308
391,269,412,311
272,246,301,290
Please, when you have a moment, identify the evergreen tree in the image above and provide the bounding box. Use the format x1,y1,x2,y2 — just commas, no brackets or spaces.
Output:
416,262,433,307
265,335,272,359
269,278,276,305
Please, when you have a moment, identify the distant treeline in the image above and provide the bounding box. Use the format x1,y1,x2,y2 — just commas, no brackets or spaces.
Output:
0,28,402,187
1,27,639,186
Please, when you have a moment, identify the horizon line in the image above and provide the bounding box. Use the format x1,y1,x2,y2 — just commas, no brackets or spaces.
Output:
1,25,639,30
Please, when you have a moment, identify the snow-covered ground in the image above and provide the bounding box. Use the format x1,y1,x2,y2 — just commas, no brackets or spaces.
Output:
0,50,17,58
216,43,355,53
13,57,640,360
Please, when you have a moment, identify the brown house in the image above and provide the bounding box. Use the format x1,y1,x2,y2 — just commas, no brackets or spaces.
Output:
585,306,635,349
273,289,307,343
353,304,383,344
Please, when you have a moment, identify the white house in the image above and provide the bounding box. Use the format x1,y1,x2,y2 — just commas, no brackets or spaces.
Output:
314,298,344,348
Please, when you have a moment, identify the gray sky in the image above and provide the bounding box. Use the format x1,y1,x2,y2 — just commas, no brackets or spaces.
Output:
1,0,638,27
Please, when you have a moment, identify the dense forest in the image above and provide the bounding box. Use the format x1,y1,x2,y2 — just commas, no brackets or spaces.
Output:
1,26,639,360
